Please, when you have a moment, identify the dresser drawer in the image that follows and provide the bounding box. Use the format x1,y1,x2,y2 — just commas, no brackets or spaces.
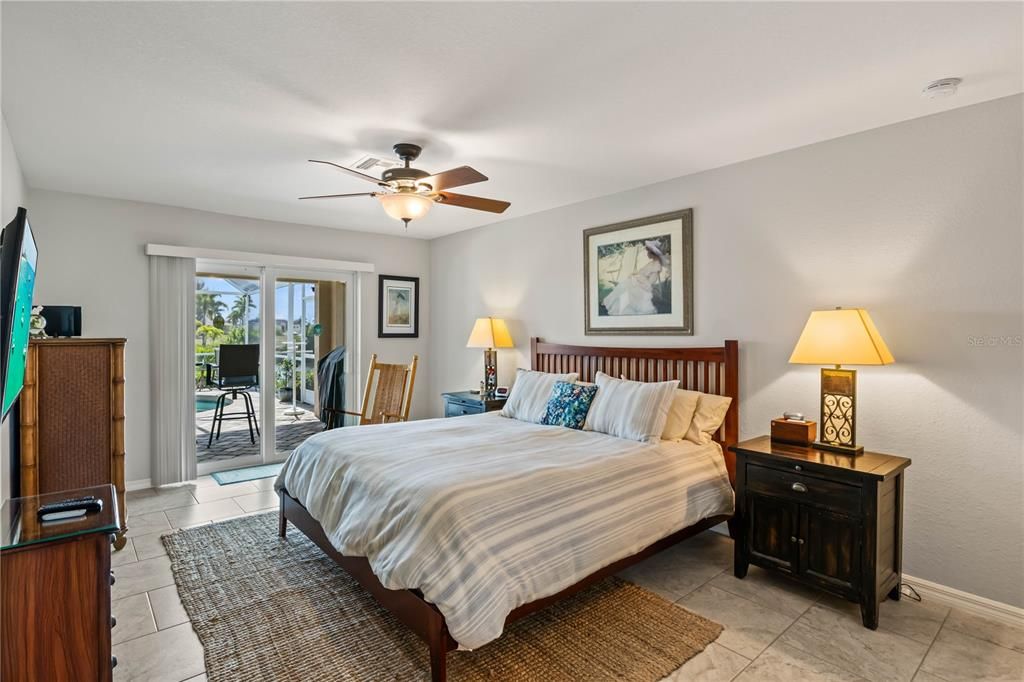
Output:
445,401,483,417
746,463,860,515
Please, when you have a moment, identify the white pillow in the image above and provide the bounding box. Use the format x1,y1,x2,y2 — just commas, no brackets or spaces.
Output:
501,369,579,423
661,389,701,441
684,391,733,445
584,372,678,443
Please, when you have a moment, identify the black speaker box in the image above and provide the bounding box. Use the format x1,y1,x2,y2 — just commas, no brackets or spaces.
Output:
40,305,82,337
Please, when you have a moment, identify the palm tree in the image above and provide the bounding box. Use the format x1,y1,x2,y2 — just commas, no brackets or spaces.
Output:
195,282,227,347
195,289,226,326
227,294,254,329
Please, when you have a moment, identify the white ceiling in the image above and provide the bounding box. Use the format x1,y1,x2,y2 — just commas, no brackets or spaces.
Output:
3,2,1021,239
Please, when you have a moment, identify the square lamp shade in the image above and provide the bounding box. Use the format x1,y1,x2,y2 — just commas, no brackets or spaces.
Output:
466,318,514,395
466,317,514,350
789,308,893,454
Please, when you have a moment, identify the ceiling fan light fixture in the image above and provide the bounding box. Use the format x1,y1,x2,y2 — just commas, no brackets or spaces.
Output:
377,192,433,222
303,144,509,226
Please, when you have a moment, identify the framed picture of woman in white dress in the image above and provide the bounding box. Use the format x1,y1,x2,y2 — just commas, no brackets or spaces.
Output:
583,209,693,335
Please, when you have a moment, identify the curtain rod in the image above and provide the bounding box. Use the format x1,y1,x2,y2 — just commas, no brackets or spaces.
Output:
145,243,374,273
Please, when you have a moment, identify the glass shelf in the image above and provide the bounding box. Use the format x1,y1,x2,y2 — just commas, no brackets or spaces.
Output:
1,484,120,551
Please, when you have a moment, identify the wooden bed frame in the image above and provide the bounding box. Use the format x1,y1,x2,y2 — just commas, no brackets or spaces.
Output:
278,338,739,681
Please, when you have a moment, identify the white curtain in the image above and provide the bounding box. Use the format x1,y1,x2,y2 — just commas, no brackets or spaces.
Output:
149,255,197,485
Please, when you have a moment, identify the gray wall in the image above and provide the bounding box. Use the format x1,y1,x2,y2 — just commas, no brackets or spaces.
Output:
4,96,1021,607
25,189,431,484
429,95,1024,607
1,114,28,503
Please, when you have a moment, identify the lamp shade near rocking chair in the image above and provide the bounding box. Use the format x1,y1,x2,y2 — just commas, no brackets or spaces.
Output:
325,353,418,428
466,317,514,396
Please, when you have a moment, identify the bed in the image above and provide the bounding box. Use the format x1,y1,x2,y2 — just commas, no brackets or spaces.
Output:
277,338,739,681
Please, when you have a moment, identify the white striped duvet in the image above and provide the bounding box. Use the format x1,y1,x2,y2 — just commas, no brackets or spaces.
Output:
276,411,734,650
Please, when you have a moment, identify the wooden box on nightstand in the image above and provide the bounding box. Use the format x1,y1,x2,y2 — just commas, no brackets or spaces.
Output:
731,436,910,629
770,418,816,446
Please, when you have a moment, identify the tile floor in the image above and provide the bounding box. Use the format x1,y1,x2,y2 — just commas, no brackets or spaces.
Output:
112,477,1024,682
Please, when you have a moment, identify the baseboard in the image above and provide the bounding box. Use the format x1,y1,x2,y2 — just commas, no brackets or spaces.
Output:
126,478,152,492
902,574,1024,628
709,526,1022,627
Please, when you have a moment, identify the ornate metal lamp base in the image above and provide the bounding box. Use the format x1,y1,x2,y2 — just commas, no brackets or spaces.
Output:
818,367,863,456
813,441,865,455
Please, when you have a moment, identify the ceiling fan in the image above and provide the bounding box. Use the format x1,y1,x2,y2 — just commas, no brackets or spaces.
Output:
300,143,510,228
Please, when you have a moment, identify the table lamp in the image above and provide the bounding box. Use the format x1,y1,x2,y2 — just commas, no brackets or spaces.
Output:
789,307,894,454
466,317,514,396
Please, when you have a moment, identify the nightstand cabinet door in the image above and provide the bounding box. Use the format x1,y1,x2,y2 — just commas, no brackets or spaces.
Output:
746,492,799,573
799,507,862,595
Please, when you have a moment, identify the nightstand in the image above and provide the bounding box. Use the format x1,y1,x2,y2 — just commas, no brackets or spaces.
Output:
731,436,910,629
441,391,507,417
1,484,121,679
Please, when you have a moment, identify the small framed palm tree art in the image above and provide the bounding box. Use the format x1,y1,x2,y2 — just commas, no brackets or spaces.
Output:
378,274,420,338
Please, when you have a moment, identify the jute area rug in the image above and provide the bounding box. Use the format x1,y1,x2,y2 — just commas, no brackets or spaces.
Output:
163,513,722,681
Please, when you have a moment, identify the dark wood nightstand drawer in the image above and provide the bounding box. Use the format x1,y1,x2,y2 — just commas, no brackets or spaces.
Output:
746,463,860,516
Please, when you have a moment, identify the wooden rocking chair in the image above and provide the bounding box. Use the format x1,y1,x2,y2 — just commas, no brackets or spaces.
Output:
332,353,418,427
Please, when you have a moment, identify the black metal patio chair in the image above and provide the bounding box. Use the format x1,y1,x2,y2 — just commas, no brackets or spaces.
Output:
204,344,260,448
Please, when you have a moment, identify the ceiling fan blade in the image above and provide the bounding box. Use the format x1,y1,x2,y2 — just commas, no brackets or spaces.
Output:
308,159,386,186
298,192,377,200
437,191,510,214
422,166,488,191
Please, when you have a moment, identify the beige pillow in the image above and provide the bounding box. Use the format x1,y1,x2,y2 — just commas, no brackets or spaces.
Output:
684,391,733,445
584,372,678,443
501,369,579,423
661,389,701,441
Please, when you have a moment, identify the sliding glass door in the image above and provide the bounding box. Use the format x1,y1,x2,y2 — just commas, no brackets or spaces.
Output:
194,271,263,471
195,264,356,475
270,279,321,460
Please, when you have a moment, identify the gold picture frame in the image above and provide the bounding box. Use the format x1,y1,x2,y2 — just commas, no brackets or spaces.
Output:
583,209,694,335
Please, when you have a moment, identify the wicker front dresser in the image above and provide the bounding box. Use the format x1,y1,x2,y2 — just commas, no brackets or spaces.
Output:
18,338,128,548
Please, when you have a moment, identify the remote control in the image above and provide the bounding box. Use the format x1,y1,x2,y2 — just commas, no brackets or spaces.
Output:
37,495,103,522
41,509,88,522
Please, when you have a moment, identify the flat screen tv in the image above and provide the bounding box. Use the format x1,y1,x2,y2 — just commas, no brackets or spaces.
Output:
1,207,38,420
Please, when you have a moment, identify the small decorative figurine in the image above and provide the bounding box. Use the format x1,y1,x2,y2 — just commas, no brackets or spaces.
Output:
29,305,48,339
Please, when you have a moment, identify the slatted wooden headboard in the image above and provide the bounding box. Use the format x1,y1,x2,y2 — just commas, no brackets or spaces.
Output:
530,338,740,486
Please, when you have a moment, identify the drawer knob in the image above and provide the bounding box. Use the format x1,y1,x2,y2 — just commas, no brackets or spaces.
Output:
791,482,808,493
111,656,118,669
111,616,117,629
790,535,797,543
109,572,116,586
798,538,805,545
794,465,802,471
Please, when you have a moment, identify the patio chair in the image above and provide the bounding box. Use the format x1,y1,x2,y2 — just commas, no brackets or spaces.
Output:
205,343,260,447
333,353,417,427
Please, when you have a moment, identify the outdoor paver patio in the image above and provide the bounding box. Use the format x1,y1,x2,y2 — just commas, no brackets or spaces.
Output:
195,390,324,462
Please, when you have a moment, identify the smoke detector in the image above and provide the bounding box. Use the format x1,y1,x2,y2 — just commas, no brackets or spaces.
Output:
922,78,962,99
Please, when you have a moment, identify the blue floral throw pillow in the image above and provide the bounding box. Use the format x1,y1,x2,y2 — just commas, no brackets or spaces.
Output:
541,381,599,430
